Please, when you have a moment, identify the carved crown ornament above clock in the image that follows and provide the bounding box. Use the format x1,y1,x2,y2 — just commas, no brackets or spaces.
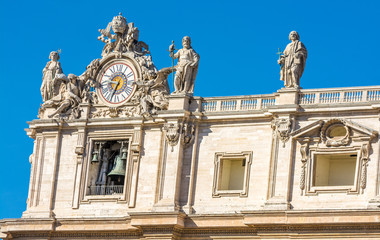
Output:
38,13,199,120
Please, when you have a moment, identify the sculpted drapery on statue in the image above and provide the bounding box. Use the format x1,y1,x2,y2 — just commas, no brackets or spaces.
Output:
278,31,307,88
41,74,82,118
40,51,63,101
170,36,199,95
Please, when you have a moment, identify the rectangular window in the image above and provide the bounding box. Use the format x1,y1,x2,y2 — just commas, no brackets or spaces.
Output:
313,153,357,187
213,151,252,197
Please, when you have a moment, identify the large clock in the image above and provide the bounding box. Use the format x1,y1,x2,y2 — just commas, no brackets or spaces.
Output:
98,62,137,106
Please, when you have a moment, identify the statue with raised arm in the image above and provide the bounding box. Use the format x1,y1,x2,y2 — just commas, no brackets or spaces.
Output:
40,51,63,101
278,31,307,89
170,36,199,95
134,67,171,116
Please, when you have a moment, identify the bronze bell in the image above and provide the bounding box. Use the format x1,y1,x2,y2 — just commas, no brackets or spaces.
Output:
108,155,126,177
91,150,99,164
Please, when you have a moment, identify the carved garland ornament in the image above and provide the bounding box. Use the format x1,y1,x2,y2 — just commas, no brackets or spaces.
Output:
299,142,309,192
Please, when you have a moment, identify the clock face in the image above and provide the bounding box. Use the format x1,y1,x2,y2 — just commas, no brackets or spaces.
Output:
99,62,136,105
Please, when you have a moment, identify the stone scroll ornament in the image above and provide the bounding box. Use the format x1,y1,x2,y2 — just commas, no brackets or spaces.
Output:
277,31,307,89
169,36,199,95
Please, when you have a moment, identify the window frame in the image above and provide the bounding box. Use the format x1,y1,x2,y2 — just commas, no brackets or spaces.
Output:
307,149,361,195
212,151,252,197
80,133,133,204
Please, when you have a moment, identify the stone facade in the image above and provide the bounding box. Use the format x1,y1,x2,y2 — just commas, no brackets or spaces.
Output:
2,15,380,240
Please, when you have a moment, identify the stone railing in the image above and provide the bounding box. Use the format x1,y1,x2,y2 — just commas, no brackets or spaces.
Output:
201,95,276,112
298,86,380,105
88,185,124,195
200,86,380,113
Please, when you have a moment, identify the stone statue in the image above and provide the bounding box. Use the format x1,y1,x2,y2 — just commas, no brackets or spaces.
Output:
98,13,149,57
41,74,82,118
40,51,63,101
278,31,307,88
134,67,171,116
78,59,100,103
170,36,199,95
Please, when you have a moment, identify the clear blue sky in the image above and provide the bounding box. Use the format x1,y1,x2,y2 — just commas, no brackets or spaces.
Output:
0,0,379,218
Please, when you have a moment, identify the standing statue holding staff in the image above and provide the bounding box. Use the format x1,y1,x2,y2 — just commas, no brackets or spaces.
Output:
170,36,199,95
278,31,307,88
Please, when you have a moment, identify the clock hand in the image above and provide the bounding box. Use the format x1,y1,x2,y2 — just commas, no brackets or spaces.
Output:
110,81,120,101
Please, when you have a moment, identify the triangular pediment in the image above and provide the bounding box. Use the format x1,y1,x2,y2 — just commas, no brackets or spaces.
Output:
291,120,324,139
291,118,377,140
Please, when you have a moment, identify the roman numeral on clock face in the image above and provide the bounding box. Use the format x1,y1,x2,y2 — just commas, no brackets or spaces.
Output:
125,86,132,95
116,64,123,72
103,90,111,101
126,72,134,79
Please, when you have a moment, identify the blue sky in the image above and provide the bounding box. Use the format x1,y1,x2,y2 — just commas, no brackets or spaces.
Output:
0,0,379,218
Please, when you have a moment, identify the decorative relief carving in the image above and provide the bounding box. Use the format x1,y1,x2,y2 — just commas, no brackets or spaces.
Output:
181,120,196,147
75,130,86,156
360,143,369,192
321,119,350,147
164,123,181,151
299,142,309,193
272,118,292,147
98,13,149,58
90,106,142,118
